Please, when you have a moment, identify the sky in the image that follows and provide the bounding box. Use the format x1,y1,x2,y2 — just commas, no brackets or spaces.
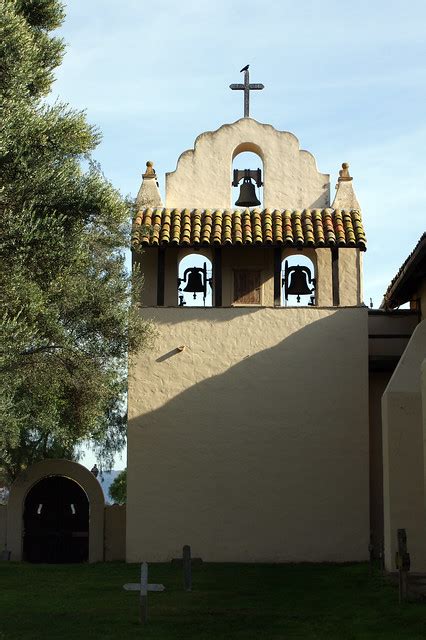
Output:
52,0,426,468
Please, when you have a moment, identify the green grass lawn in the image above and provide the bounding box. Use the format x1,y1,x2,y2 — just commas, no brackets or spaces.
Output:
0,562,424,639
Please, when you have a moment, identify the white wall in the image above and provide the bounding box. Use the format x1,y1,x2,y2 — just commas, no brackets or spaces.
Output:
127,306,369,562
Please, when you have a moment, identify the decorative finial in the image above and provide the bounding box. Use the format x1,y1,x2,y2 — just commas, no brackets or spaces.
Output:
230,67,264,118
143,161,156,178
331,160,360,209
338,162,353,182
136,160,163,207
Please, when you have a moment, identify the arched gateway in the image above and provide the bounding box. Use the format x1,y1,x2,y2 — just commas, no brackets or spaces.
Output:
7,459,105,563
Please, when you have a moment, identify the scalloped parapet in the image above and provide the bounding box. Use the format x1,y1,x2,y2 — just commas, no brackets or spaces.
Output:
165,119,330,210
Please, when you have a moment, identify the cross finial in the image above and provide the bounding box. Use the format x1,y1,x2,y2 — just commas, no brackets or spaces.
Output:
230,66,264,117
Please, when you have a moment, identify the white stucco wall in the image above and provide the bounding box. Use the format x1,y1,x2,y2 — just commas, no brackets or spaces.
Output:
166,119,330,210
382,321,426,571
127,306,369,562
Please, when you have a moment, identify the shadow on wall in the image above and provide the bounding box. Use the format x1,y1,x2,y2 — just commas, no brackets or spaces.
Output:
128,308,369,562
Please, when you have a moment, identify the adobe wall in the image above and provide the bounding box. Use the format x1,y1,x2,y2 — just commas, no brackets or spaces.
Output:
104,504,126,561
127,306,369,562
369,371,391,553
382,321,426,571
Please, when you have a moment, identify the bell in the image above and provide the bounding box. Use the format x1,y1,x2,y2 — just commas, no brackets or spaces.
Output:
283,262,315,303
287,268,313,297
235,178,261,207
183,268,205,294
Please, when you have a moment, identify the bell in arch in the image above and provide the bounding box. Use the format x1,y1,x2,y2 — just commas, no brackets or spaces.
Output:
235,177,261,208
178,262,209,302
283,261,316,303
183,269,204,295
233,168,263,208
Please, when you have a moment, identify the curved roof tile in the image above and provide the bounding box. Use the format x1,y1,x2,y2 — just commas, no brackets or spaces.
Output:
132,208,367,250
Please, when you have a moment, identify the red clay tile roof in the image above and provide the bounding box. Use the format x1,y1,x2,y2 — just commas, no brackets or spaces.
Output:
132,208,366,250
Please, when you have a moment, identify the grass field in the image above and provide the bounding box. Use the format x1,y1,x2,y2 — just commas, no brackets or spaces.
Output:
0,562,425,639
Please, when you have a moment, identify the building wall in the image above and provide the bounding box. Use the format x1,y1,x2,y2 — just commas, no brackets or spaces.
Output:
368,311,419,557
382,321,426,571
369,371,391,553
127,306,369,562
104,504,126,561
339,250,362,306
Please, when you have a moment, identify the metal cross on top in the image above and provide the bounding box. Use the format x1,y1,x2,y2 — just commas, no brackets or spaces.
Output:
230,65,264,117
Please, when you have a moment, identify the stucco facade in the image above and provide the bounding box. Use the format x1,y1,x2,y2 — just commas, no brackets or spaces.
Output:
127,116,372,563
127,306,369,562
382,321,426,571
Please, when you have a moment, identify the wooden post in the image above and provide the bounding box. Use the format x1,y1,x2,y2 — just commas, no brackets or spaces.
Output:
183,545,192,592
331,247,340,306
140,562,148,623
368,534,374,576
396,529,410,604
273,247,282,307
157,248,165,306
213,248,222,307
379,540,385,575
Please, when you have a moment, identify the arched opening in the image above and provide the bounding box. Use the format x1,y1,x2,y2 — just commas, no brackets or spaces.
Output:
281,253,316,307
23,476,89,563
178,252,213,307
232,146,264,209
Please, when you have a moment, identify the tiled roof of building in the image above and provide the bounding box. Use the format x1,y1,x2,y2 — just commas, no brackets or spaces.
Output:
381,233,426,309
132,208,367,250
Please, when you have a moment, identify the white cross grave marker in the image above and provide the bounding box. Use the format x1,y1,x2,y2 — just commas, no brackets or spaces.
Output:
122,562,165,624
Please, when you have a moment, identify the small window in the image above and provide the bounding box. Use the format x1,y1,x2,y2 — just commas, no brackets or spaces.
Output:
36,503,43,515
233,270,261,305
70,504,76,515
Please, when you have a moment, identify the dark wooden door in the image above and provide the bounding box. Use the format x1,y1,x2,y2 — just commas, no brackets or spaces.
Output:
23,476,89,563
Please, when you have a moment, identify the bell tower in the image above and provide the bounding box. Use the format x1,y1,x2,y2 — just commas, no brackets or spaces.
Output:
128,75,369,564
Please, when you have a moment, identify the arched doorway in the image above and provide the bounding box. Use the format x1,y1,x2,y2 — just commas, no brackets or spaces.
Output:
23,476,89,563
7,459,105,562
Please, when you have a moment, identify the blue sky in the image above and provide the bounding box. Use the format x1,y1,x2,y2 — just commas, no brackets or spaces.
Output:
52,1,425,468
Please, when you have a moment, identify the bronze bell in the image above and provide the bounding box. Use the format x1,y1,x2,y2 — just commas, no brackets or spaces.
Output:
283,262,315,303
287,268,312,297
235,178,261,207
183,268,205,296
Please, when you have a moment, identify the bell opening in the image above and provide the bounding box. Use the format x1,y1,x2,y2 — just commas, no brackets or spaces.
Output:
232,150,263,209
177,253,213,307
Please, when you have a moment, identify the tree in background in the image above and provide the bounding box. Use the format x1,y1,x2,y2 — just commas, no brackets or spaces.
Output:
0,0,153,482
108,468,127,505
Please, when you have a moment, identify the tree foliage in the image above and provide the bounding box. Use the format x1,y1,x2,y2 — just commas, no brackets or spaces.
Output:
108,468,127,505
0,0,153,482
